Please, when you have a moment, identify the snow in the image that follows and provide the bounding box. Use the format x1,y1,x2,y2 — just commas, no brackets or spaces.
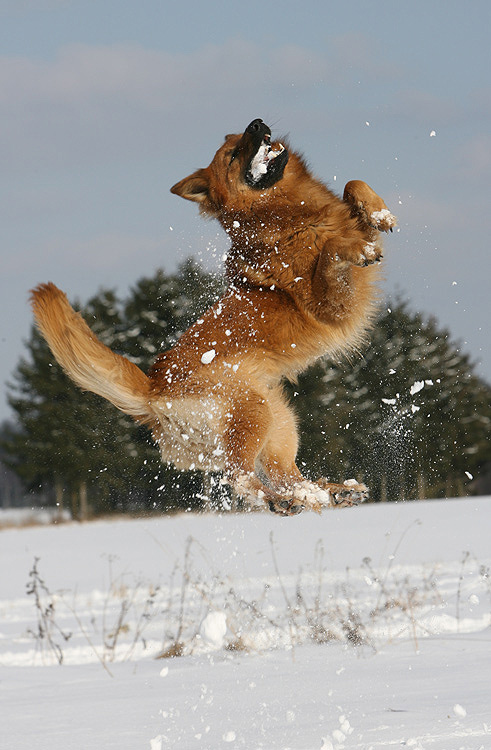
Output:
410,380,425,395
199,611,227,649
370,207,396,227
362,241,377,261
453,703,467,718
200,348,216,364
248,142,285,183
0,506,71,527
1,496,491,749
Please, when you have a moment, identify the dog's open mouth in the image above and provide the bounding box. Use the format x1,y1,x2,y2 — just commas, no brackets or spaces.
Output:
241,120,289,189
247,139,286,185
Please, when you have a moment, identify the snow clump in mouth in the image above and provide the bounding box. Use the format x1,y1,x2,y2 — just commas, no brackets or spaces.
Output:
248,140,285,183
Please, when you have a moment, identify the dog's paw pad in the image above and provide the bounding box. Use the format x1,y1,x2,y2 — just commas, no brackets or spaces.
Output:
332,479,369,506
268,499,304,516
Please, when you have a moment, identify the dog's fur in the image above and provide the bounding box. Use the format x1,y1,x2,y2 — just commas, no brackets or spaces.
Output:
31,119,396,514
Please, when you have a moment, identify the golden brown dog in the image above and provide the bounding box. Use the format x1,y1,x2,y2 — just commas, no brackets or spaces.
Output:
31,118,396,514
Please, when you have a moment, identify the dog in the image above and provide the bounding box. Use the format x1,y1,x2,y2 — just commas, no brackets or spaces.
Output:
31,118,396,515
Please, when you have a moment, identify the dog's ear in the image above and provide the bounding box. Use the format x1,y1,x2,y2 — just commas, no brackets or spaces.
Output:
170,169,209,203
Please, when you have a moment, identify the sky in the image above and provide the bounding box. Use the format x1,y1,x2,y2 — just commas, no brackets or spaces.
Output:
1,0,490,423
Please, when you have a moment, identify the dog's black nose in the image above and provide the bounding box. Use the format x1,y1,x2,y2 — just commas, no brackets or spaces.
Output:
246,119,263,133
245,119,271,139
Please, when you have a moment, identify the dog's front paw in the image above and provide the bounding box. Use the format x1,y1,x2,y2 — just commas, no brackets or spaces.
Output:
358,241,383,266
343,180,397,233
369,208,397,233
342,239,383,267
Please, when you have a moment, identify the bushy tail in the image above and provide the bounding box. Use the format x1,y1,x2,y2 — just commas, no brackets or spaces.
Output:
31,283,152,421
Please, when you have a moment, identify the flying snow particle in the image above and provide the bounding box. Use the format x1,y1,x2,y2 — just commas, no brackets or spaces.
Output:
201,349,216,365
465,471,473,480
150,736,162,750
159,666,169,677
453,703,467,718
343,478,358,487
233,220,240,228
223,731,236,743
430,130,436,137
410,381,425,396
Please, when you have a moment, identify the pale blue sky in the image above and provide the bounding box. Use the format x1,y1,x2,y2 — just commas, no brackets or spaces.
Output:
1,0,490,422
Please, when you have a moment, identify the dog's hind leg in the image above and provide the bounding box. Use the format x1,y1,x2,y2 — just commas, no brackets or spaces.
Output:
256,391,302,485
222,387,366,514
257,389,369,512
253,389,335,515
223,389,305,515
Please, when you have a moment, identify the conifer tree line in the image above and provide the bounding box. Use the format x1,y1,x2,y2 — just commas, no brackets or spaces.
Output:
3,259,490,517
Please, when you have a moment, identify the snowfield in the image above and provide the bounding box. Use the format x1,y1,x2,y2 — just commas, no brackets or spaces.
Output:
1,496,491,749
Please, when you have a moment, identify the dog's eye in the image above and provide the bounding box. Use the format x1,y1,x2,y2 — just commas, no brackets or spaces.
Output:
229,148,239,165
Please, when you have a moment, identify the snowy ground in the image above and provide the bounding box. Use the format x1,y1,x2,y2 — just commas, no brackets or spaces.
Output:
1,497,490,750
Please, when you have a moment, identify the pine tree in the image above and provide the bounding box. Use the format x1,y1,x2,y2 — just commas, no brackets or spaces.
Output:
293,301,491,501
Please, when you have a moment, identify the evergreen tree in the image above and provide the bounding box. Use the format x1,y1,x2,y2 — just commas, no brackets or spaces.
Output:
293,301,491,501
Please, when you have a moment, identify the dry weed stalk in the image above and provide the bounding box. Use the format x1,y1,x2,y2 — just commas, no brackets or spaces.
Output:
25,557,72,665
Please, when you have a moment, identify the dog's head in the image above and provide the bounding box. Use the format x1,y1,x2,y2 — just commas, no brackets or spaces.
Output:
170,119,290,218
